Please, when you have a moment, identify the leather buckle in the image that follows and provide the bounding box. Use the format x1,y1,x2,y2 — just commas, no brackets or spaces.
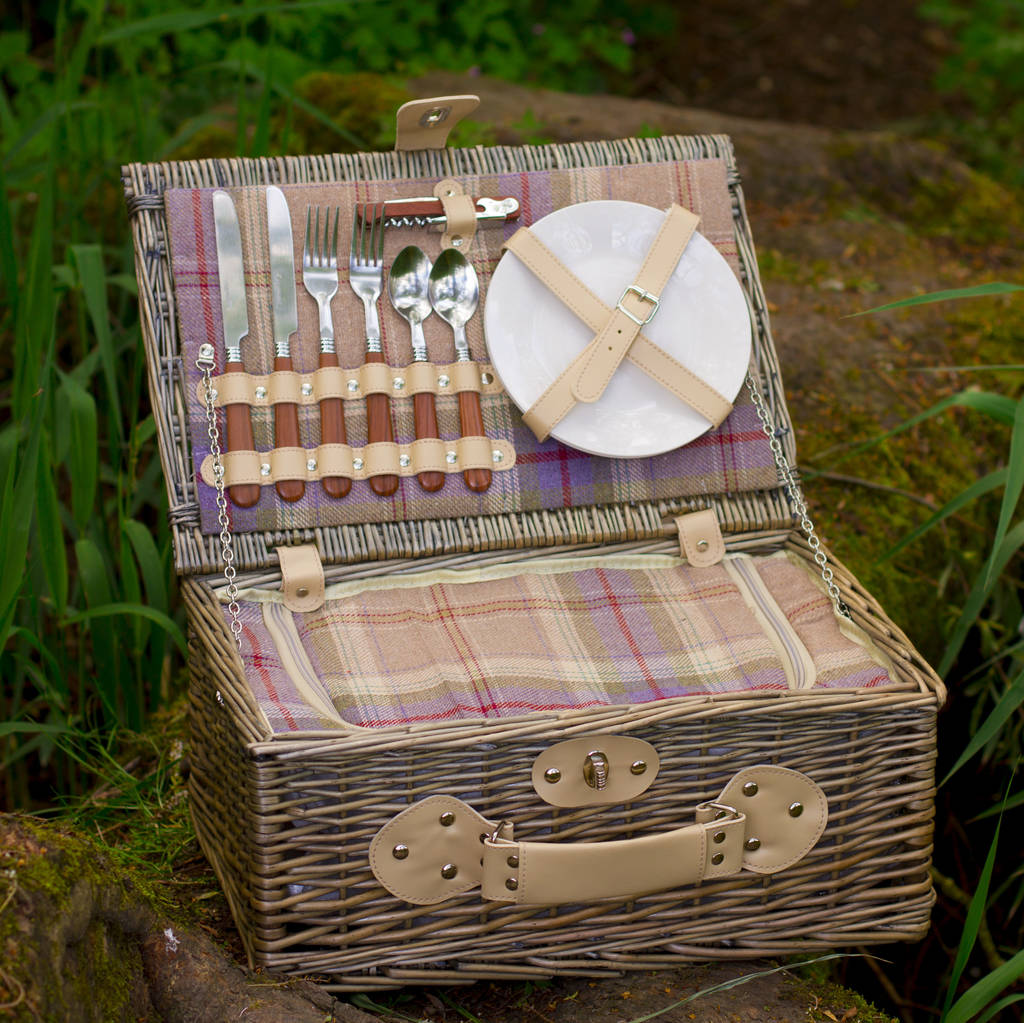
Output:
616,284,660,326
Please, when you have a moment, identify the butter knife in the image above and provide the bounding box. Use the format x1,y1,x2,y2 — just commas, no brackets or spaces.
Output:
266,186,305,502
212,190,260,508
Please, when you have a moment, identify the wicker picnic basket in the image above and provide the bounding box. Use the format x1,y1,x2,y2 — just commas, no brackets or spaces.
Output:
121,95,944,991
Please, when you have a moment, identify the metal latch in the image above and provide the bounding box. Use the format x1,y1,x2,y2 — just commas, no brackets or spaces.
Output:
583,750,610,790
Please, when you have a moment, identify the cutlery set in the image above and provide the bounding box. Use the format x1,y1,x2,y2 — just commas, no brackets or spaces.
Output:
212,187,498,507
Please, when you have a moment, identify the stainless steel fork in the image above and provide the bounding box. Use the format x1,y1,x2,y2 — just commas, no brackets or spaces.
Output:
348,203,398,497
302,206,350,498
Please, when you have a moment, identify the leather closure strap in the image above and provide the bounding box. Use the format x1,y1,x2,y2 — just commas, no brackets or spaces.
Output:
502,211,734,442
675,509,725,567
276,543,325,613
433,178,478,251
394,95,480,151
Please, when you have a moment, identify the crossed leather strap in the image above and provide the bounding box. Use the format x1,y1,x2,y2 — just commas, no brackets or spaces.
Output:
502,204,735,443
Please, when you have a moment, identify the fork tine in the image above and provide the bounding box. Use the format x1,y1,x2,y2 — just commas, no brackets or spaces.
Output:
329,207,338,269
303,206,312,267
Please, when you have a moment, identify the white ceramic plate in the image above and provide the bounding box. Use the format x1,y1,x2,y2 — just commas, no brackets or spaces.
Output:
484,200,752,458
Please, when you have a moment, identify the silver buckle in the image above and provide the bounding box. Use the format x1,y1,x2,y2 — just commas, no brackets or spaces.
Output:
616,284,660,326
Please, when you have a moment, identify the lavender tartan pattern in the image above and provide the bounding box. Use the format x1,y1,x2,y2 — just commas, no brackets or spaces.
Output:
165,158,779,536
226,555,895,733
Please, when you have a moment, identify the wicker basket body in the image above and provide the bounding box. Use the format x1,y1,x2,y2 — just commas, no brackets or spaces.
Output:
123,131,943,990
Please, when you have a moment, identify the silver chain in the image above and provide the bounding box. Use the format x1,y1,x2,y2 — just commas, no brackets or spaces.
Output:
746,371,851,619
196,344,244,649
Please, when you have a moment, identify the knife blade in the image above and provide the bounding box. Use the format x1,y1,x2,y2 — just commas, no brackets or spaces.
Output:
212,190,260,508
266,185,305,502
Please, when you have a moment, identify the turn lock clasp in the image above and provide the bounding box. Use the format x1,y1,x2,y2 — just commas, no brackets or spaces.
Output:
532,735,659,807
583,750,610,790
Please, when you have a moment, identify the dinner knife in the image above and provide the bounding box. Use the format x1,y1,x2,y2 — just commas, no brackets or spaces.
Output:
266,186,305,502
212,190,260,508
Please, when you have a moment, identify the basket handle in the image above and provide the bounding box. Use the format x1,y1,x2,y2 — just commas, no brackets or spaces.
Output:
370,766,827,906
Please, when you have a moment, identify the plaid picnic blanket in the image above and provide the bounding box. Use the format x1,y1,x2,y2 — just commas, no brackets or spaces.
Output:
166,157,779,536
227,553,894,732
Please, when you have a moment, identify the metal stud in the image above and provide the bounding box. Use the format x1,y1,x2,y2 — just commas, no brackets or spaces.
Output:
392,844,409,860
301,382,314,397
438,374,450,388
399,454,411,468
260,463,271,477
347,379,360,392
440,863,458,880
439,811,455,827
254,385,267,400
295,586,309,599
742,782,759,797
480,372,494,385
744,838,761,852
506,854,519,868
630,759,647,775
711,852,724,865
713,831,726,844
505,877,518,891
445,451,458,464
789,802,804,818
306,458,317,472
393,376,405,391
199,344,215,359
492,450,503,463
544,768,562,784
352,457,364,471
696,538,709,552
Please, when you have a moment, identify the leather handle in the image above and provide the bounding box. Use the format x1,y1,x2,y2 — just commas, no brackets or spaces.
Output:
364,350,399,497
457,390,491,492
318,351,350,499
413,392,445,492
223,360,261,508
273,355,305,502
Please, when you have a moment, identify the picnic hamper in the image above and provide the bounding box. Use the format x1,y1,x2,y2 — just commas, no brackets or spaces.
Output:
121,94,944,991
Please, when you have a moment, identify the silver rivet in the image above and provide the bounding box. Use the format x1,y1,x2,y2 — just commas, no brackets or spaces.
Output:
630,760,647,775
199,344,214,359
445,451,458,464
714,809,729,820
439,811,455,827
347,379,359,392
743,782,759,797
213,463,224,478
352,457,364,471
255,385,267,399
306,458,317,472
260,463,271,477
713,831,726,844
392,844,409,860
209,388,218,401
696,539,709,552
789,802,804,818
399,454,411,468
745,837,761,851
393,376,405,391
480,371,493,385
711,852,724,865
441,863,458,879
505,877,518,891
452,236,463,247
544,768,562,784
506,854,519,868
214,689,224,705
301,382,313,397
295,586,309,599
438,374,450,388
492,450,503,464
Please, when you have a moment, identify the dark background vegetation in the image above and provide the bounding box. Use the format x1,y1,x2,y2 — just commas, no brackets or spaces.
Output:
1,1,1022,1020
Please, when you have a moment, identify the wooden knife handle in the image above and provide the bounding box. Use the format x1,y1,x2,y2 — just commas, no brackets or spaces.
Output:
458,390,492,493
223,360,261,508
273,355,305,502
318,351,350,499
365,350,399,497
413,391,445,492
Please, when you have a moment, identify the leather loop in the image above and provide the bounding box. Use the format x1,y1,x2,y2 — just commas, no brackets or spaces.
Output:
315,443,355,479
313,364,346,398
394,95,480,151
405,361,439,395
451,360,482,394
276,544,325,613
266,369,301,406
675,509,725,567
219,449,261,485
433,178,478,251
213,371,252,407
360,361,392,397
362,441,402,479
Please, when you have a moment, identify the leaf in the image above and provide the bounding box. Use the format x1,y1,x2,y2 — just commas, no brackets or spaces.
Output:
0,404,42,628
849,282,1024,316
35,439,68,614
58,372,98,530
942,666,1024,784
122,519,168,614
945,949,1024,1023
62,602,186,657
983,396,1024,588
0,721,75,738
73,537,119,720
972,993,1024,1023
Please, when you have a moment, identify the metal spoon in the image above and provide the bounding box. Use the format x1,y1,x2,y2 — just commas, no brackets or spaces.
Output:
428,249,491,493
387,246,444,492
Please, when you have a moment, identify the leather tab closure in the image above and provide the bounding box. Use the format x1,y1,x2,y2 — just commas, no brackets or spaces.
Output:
675,509,725,567
532,735,659,807
394,95,480,151
277,543,324,613
433,178,478,251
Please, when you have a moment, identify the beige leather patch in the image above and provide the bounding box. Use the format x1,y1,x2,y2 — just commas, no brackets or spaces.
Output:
394,95,480,151
718,766,828,874
277,544,324,614
675,509,725,566
433,178,478,251
370,796,495,905
532,735,659,807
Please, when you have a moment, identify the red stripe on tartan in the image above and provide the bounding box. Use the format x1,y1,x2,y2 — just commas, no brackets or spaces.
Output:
244,623,298,730
427,584,496,715
594,568,664,698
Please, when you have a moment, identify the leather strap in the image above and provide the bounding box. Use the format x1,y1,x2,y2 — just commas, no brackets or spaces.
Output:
675,509,725,567
276,544,325,613
434,178,478,251
502,211,734,442
394,95,480,151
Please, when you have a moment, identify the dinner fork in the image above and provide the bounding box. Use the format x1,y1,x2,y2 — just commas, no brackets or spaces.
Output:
302,206,350,498
349,204,398,497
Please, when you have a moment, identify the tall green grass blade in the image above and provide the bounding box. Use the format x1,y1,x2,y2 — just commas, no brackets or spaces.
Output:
62,603,186,658
0,722,75,738
35,440,69,614
58,373,99,531
70,244,123,438
0,162,17,323
1,100,97,172
850,282,1024,317
983,396,1024,588
972,993,1024,1023
942,666,1024,784
945,949,1024,1023
974,787,1024,819
880,468,1007,563
122,520,168,614
0,407,42,631
73,537,122,722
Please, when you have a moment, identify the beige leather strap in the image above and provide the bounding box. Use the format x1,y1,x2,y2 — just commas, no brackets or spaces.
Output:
276,544,324,613
394,95,480,151
433,178,478,251
503,216,734,441
675,509,725,567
